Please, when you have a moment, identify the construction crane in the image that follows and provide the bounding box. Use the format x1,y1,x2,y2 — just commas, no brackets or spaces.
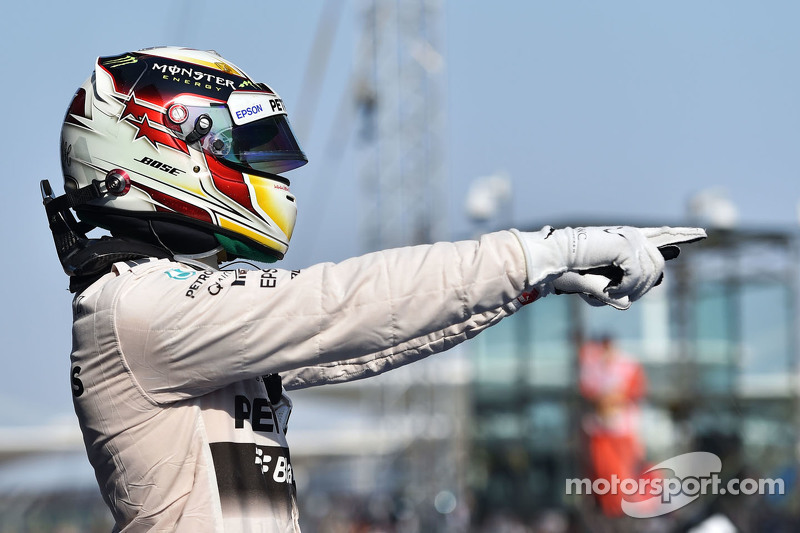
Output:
354,0,446,251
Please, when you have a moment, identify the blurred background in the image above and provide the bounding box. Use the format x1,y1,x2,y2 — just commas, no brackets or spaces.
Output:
3,0,800,531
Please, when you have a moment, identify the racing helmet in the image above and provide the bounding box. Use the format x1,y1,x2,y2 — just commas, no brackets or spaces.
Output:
60,47,307,262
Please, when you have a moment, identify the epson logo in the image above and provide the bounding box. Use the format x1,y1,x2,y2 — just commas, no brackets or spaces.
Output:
235,104,264,120
234,98,284,121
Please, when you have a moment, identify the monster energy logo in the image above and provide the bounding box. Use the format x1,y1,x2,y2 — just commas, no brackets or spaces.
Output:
152,63,236,90
105,55,138,68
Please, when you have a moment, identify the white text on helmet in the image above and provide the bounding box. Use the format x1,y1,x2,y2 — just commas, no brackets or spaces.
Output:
151,63,236,90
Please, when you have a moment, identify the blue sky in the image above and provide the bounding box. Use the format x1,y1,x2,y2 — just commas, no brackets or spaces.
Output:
3,1,800,424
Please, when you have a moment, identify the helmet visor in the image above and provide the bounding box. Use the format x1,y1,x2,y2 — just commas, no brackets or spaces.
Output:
174,93,307,175
203,111,307,174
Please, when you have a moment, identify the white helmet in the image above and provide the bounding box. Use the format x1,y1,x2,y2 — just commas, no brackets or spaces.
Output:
59,46,307,263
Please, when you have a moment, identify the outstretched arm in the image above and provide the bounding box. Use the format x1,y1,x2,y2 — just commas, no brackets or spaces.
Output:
107,226,703,398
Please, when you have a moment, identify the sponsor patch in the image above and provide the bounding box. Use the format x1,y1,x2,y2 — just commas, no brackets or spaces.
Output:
165,268,196,280
228,91,286,126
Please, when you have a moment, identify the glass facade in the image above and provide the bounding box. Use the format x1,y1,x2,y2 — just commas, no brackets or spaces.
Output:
467,226,800,528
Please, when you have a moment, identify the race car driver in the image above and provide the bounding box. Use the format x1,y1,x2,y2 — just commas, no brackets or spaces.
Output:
42,47,705,532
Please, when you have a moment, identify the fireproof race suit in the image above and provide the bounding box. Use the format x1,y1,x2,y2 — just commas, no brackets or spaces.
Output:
70,231,533,532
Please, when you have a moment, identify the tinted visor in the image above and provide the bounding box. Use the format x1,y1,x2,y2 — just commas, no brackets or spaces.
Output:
175,99,307,175
224,115,307,174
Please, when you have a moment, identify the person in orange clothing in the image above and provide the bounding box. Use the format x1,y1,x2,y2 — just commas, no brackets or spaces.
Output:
579,335,648,517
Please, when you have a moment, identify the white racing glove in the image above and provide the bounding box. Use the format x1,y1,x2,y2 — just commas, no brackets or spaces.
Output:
512,226,706,310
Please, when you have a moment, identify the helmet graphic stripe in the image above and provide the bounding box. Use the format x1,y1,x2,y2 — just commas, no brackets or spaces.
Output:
136,183,213,222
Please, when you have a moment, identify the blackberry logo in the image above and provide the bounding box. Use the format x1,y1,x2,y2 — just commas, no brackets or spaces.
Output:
255,447,272,474
253,446,293,484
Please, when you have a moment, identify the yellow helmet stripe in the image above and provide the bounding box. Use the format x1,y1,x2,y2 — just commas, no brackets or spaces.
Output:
217,216,288,253
245,175,294,239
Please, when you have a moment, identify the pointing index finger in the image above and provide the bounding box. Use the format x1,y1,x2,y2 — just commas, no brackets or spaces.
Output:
639,227,707,248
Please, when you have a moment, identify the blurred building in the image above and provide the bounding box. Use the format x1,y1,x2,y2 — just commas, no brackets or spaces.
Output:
467,222,800,531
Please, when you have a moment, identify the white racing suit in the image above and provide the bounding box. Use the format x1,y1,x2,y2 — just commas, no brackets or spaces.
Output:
70,231,534,532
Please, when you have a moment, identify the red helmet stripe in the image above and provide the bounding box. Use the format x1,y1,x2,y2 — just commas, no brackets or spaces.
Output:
136,183,213,222
204,153,258,216
65,88,88,125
